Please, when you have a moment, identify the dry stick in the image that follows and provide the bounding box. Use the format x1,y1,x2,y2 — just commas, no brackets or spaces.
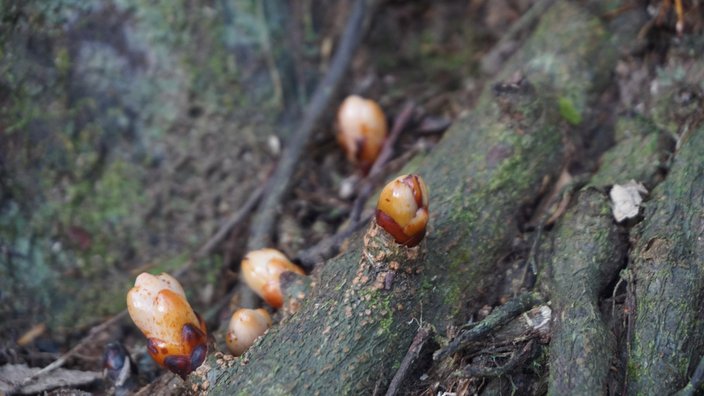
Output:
384,326,432,396
433,291,544,362
368,102,417,180
519,174,589,288
247,0,371,251
295,212,372,270
256,0,283,109
171,184,265,279
192,183,265,261
453,340,537,379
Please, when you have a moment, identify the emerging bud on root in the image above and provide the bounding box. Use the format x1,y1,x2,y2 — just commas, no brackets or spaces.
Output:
337,95,388,171
226,308,272,356
375,174,429,247
241,248,305,308
126,273,207,379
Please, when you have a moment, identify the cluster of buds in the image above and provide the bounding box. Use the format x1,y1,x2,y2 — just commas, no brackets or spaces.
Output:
223,249,304,356
126,175,429,376
127,248,307,375
337,95,430,247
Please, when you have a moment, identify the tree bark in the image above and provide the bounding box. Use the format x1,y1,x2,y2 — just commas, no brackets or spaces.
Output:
544,109,674,394
546,188,626,394
190,2,643,394
626,125,704,394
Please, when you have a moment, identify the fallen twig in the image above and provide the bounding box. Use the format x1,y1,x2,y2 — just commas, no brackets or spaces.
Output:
295,213,372,270
519,173,588,288
480,0,556,74
247,0,374,251
192,183,265,261
453,340,537,379
9,311,128,394
433,292,544,362
368,102,417,180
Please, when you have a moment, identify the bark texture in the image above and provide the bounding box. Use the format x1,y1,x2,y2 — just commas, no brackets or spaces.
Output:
627,126,704,394
544,108,675,395
546,188,626,395
189,3,642,394
589,116,674,190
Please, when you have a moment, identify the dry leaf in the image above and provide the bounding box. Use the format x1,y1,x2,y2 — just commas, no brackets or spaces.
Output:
0,364,100,394
610,181,648,222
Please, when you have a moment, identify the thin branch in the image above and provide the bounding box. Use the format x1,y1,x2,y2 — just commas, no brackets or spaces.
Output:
452,340,537,379
193,184,265,261
519,173,588,288
480,0,556,74
295,213,372,270
433,292,544,362
10,311,128,394
247,0,375,251
257,0,284,108
368,102,416,180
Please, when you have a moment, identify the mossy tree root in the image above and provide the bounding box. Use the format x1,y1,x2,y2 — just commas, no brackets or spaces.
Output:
546,188,626,395
627,126,704,395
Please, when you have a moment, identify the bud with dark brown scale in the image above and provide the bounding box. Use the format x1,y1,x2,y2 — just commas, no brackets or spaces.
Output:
126,273,207,379
375,174,429,247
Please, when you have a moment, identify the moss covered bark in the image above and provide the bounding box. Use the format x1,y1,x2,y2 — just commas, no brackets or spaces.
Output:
626,126,704,394
589,116,675,190
413,0,626,330
542,106,675,395
546,188,626,395
0,0,291,333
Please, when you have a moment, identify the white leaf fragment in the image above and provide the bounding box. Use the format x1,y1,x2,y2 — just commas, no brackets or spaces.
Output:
610,181,648,222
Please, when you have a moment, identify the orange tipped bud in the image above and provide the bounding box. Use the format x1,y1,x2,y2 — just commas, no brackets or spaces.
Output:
375,174,429,247
337,95,387,170
226,308,272,356
241,249,305,308
126,273,207,378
